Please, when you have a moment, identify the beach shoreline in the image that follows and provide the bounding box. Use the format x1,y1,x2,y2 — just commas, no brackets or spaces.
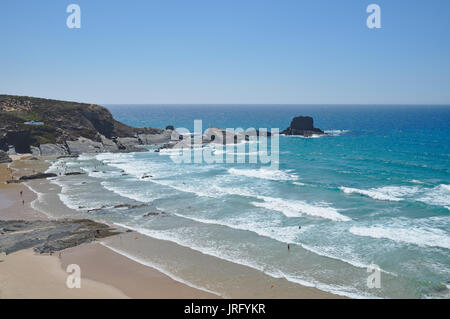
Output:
0,155,342,299
0,156,217,299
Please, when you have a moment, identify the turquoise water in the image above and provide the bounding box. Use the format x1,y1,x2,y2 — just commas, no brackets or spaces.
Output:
47,105,450,298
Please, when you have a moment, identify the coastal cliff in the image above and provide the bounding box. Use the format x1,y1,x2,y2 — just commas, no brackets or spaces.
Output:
0,95,173,155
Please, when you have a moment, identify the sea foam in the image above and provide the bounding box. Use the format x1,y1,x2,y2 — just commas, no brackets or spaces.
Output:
340,184,450,209
417,184,450,208
252,196,351,221
339,186,420,202
349,226,450,250
228,168,298,181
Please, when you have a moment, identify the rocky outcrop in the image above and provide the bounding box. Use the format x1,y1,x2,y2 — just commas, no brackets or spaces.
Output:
138,131,173,145
39,143,69,156
64,172,84,176
18,173,57,181
0,219,120,254
0,150,12,163
0,95,174,155
281,116,326,137
158,127,257,151
86,203,148,213
143,211,168,217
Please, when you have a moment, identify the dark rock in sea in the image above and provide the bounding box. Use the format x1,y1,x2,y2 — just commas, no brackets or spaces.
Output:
87,203,148,213
64,172,84,176
87,206,107,213
113,203,147,210
281,116,326,137
165,125,175,131
18,172,57,181
0,219,120,255
0,150,12,163
155,143,173,152
143,211,168,217
165,127,254,150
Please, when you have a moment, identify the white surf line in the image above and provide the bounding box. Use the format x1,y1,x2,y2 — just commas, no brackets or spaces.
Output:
100,242,222,297
171,212,395,276
23,182,55,219
112,222,374,299
349,226,450,250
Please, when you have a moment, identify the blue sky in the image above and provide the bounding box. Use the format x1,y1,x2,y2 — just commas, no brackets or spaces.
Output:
1,0,449,104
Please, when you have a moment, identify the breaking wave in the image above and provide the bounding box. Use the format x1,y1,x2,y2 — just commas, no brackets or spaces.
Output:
339,184,450,209
349,226,450,250
228,168,298,181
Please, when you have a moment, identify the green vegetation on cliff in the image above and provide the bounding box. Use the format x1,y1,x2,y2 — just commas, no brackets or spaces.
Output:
0,95,162,153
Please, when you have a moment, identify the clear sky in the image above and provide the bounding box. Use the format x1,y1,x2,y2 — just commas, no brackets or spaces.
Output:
1,0,449,104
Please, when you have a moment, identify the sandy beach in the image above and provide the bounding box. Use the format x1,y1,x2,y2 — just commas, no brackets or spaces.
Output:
0,155,340,299
0,156,217,299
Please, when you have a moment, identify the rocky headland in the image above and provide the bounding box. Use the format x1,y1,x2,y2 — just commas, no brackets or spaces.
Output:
0,95,175,156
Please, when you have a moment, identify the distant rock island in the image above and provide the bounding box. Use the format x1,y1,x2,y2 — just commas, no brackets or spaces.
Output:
281,116,326,137
0,95,175,156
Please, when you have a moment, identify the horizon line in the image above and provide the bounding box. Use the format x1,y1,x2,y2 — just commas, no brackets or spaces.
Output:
2,94,450,107
103,103,450,106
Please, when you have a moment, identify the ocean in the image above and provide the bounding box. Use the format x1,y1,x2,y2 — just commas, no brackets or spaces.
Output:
44,105,450,298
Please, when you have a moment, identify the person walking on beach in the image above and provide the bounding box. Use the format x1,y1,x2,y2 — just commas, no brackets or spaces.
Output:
287,244,290,251
22,199,25,206
20,190,23,197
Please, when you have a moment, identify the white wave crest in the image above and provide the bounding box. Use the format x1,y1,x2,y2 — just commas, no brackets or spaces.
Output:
339,186,420,202
349,226,450,250
324,130,350,136
228,168,298,181
252,196,351,221
281,134,323,139
417,184,450,208
340,184,450,209
207,186,349,221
